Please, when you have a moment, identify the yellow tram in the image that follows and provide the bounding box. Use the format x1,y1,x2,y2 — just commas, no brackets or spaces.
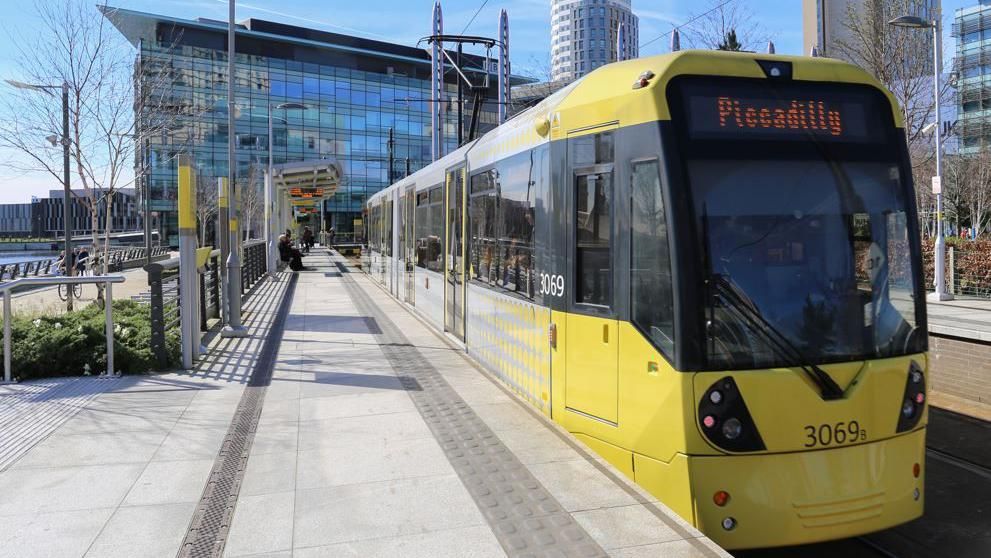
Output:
363,50,928,549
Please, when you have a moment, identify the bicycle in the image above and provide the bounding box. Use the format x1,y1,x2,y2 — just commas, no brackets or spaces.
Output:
56,263,89,301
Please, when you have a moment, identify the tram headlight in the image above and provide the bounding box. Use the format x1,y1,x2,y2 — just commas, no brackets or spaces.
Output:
698,377,765,452
722,418,743,440
896,361,926,433
901,399,916,419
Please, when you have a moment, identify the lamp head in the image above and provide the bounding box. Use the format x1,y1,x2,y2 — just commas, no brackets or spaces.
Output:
888,15,933,29
277,102,308,110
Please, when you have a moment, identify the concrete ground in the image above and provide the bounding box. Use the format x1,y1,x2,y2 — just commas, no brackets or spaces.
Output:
0,250,729,558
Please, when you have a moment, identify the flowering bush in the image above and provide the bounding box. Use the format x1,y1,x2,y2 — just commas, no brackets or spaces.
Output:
5,300,180,381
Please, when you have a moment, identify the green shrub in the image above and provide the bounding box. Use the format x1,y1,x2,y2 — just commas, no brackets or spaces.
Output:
4,300,180,381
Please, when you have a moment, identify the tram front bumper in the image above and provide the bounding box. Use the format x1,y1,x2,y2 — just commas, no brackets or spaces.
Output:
689,428,926,550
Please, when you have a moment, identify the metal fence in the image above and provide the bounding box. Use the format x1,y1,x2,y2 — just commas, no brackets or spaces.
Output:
1,274,126,383
0,246,169,281
142,240,267,368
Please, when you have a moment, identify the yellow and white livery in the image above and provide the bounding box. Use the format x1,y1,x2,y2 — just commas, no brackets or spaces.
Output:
364,50,929,550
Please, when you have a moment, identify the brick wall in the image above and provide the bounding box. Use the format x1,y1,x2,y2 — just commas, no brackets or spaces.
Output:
929,335,991,405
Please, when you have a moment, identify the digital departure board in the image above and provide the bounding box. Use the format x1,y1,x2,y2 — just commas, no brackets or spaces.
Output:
674,78,884,143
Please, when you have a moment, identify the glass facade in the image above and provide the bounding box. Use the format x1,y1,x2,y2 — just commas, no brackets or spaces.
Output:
955,0,991,152
112,10,503,246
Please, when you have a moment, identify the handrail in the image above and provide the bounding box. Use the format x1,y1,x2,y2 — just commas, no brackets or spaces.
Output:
0,274,126,293
2,274,126,384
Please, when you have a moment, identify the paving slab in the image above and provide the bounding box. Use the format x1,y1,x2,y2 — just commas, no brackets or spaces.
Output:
0,270,294,558
0,249,729,557
219,251,728,558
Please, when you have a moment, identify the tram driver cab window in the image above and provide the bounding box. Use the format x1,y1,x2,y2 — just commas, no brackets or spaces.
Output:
571,131,614,308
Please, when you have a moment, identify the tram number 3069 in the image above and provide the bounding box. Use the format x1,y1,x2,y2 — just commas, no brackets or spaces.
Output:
539,273,565,297
804,421,867,448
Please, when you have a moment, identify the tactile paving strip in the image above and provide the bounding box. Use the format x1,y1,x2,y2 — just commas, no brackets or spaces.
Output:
178,273,298,558
335,257,607,558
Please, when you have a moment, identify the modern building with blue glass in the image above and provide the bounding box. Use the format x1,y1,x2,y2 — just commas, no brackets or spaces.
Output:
103,6,522,245
954,0,991,153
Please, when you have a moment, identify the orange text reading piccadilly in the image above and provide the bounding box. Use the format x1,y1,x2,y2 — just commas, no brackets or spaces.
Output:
716,97,843,136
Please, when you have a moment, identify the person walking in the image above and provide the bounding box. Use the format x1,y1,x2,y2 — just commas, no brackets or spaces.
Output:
302,226,314,254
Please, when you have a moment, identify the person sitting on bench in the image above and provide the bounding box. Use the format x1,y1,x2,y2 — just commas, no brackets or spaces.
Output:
278,234,304,271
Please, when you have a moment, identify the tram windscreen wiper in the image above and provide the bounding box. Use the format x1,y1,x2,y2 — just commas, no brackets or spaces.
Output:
710,274,845,401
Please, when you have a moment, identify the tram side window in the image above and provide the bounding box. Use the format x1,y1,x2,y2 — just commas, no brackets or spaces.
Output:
497,150,536,298
370,204,380,252
576,172,612,306
467,148,540,299
383,200,393,257
414,191,430,269
469,170,498,285
572,131,614,308
630,159,675,355
425,186,444,272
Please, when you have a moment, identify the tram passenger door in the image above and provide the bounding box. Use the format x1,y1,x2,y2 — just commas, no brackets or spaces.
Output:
403,186,415,305
564,137,619,425
445,166,466,340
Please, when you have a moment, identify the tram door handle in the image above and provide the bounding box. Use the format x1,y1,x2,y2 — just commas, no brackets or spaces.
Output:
602,324,609,344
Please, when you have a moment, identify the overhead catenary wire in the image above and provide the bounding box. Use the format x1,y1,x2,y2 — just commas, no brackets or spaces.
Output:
638,0,735,51
461,0,491,35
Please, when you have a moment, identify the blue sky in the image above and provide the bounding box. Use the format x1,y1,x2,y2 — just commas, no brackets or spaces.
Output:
0,0,975,202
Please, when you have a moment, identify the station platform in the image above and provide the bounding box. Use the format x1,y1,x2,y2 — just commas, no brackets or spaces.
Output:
0,249,728,558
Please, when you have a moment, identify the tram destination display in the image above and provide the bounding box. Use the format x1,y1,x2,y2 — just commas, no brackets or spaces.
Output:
675,78,884,143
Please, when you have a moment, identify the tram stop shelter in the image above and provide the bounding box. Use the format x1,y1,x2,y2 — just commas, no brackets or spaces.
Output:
270,159,342,234
267,159,343,269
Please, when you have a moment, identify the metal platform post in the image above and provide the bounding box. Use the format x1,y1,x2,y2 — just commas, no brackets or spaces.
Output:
178,155,201,368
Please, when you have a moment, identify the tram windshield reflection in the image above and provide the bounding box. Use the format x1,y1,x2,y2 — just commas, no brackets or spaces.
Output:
690,158,925,370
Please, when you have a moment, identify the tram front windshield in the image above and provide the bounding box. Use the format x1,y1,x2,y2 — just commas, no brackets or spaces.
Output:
671,77,925,370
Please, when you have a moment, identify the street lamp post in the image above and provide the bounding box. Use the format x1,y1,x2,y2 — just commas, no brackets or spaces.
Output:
266,102,307,277
889,12,953,301
5,79,73,311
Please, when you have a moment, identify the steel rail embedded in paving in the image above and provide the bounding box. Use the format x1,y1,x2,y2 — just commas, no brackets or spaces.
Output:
177,273,298,558
333,257,608,558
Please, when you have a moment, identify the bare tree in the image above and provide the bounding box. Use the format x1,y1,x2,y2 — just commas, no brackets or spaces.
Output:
683,0,769,52
0,0,192,302
834,0,949,169
961,149,991,237
195,171,218,247
241,164,265,240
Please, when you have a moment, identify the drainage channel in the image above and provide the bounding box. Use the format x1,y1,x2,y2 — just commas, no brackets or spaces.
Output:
333,257,607,558
177,273,298,558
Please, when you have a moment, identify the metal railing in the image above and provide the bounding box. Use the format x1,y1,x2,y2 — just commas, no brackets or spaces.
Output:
142,239,267,368
144,256,181,369
1,274,126,383
241,240,267,295
0,246,169,281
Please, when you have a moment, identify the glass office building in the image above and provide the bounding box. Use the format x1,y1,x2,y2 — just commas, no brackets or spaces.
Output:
104,7,515,245
954,0,991,153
